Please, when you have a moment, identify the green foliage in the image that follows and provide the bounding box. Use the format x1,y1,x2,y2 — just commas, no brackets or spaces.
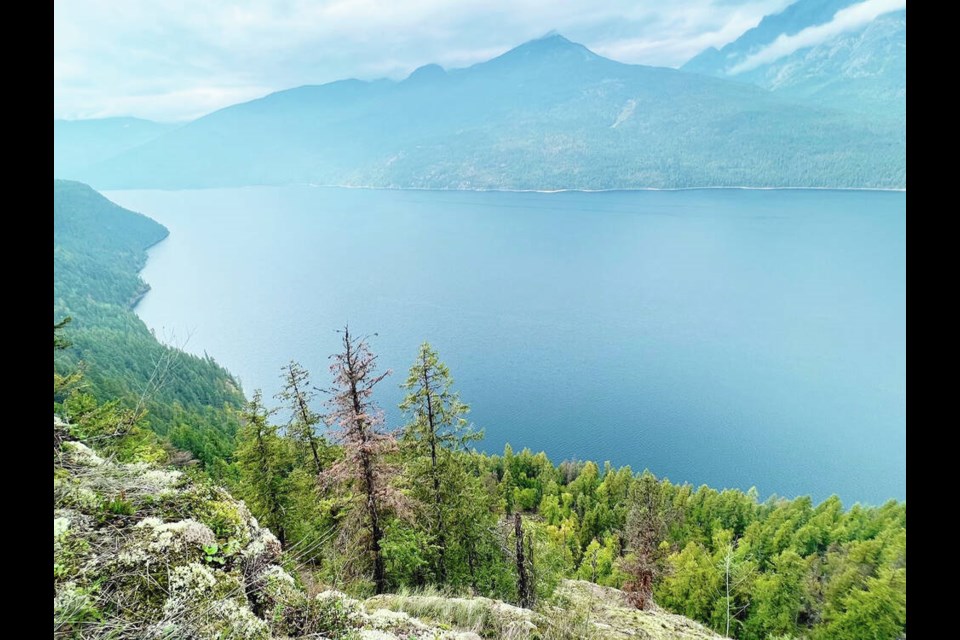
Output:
55,316,73,350
54,179,244,465
234,390,293,545
54,583,103,633
276,360,330,474
272,594,360,638
814,567,906,640
381,522,433,587
399,342,484,585
105,497,136,516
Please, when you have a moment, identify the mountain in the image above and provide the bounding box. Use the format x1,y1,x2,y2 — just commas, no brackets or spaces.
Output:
683,0,905,118
73,33,904,190
683,0,859,74
54,117,177,179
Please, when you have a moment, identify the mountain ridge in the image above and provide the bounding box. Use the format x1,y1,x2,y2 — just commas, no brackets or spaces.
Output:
62,32,904,190
682,0,905,116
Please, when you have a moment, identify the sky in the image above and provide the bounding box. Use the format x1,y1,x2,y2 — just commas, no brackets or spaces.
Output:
53,0,906,123
55,0,798,122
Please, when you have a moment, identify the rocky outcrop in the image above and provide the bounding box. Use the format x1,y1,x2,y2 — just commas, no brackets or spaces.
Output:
53,423,724,639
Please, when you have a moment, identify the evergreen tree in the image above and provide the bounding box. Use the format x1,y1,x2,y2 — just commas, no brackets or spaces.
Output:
276,360,326,475
815,567,906,640
54,316,72,350
53,316,83,400
743,549,808,639
235,390,290,545
621,471,673,609
399,342,481,582
321,326,403,594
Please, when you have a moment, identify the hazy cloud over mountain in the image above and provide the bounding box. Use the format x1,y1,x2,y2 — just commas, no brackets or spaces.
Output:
729,0,905,73
54,0,791,121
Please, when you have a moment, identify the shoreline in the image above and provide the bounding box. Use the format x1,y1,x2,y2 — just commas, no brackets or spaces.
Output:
103,183,907,194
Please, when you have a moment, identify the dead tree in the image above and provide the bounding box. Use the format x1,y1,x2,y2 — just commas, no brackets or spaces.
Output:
515,512,533,608
320,326,403,594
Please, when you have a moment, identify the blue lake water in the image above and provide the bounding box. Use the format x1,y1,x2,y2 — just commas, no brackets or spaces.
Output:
107,186,905,504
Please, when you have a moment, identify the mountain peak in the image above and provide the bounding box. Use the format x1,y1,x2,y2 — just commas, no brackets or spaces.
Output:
522,32,584,52
405,63,447,84
485,33,602,68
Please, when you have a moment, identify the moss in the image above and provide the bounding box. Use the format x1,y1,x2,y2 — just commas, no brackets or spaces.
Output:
272,591,364,638
54,582,103,633
195,493,251,544
53,517,92,585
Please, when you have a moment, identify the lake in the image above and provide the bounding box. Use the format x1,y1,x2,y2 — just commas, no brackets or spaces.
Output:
107,186,906,504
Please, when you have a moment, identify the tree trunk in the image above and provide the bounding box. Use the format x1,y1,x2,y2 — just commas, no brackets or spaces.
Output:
515,512,531,608
423,361,447,582
343,333,387,595
292,374,323,475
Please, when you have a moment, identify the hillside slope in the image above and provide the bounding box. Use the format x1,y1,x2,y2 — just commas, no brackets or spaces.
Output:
76,34,904,190
53,425,724,639
54,180,244,466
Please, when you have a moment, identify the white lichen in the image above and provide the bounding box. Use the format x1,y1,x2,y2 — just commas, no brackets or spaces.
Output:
53,582,94,619
62,441,104,466
136,518,216,553
169,562,218,595
54,517,71,539
213,598,270,639
241,528,281,563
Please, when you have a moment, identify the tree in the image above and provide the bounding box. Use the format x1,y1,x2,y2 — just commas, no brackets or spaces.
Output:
54,316,73,350
514,512,533,608
276,360,326,475
235,390,290,545
815,567,906,640
53,317,83,400
621,471,673,609
399,342,480,582
743,549,807,639
320,326,404,594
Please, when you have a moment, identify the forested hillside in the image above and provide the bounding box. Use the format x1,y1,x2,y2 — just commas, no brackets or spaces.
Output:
53,179,243,467
53,323,906,639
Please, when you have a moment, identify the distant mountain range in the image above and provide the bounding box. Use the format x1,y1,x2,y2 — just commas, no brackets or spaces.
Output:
53,117,177,180
55,1,905,190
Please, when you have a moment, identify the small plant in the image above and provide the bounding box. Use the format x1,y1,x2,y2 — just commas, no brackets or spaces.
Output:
105,496,136,516
274,594,360,637
203,543,225,565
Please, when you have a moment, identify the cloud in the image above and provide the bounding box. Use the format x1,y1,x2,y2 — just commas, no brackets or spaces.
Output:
54,0,791,121
728,0,906,74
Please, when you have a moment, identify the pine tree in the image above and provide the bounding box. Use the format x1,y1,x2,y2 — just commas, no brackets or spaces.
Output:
320,326,403,594
399,342,481,582
235,390,290,545
54,316,72,350
53,316,83,399
276,360,325,475
621,471,672,610
514,512,533,608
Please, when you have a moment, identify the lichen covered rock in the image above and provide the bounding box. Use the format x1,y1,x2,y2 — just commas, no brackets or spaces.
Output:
53,421,723,640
